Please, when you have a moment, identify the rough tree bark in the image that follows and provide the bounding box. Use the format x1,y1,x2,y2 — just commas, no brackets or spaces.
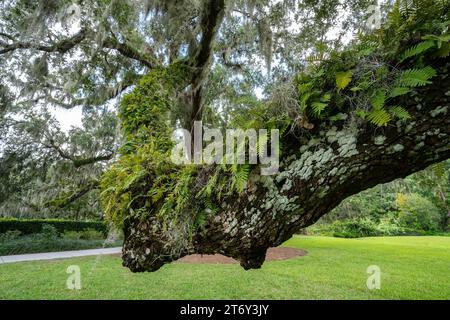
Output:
121,58,450,273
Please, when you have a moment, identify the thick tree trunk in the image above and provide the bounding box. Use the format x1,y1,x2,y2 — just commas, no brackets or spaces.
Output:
122,60,450,273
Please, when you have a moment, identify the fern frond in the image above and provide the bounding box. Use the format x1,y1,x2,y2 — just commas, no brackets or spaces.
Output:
400,41,435,62
388,0,403,28
399,0,417,17
336,71,353,91
367,109,391,127
389,87,411,98
435,42,450,57
431,162,446,179
258,133,268,159
234,165,250,193
422,34,450,48
371,90,386,110
311,102,328,117
397,67,437,87
390,106,412,120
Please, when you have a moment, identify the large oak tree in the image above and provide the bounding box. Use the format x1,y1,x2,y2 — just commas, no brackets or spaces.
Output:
1,0,449,271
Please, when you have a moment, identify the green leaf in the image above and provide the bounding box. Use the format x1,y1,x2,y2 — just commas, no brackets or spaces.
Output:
336,71,353,91
422,34,450,48
356,109,368,120
235,165,250,193
400,41,435,62
398,67,437,87
389,87,411,98
329,113,348,122
431,162,446,179
434,42,450,58
321,93,332,102
390,106,411,120
311,102,328,117
358,48,375,57
371,90,386,110
367,109,392,127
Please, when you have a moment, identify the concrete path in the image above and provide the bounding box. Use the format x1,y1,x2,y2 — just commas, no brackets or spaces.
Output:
0,247,122,264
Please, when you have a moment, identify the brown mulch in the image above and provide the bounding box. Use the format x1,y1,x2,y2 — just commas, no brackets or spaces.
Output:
111,247,307,264
176,247,307,264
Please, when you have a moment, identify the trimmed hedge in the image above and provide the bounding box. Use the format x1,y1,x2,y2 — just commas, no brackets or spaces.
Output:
0,218,109,237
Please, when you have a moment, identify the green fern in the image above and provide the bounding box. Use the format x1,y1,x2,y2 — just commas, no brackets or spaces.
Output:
367,109,392,127
311,102,328,116
400,41,436,62
336,71,353,91
389,87,411,98
435,42,450,57
258,133,268,159
422,34,450,48
388,0,403,28
399,0,416,17
397,67,437,87
390,106,412,120
231,164,251,193
310,93,331,117
371,90,386,110
431,162,446,179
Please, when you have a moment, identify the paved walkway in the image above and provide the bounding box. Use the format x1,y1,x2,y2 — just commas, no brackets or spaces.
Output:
0,247,122,264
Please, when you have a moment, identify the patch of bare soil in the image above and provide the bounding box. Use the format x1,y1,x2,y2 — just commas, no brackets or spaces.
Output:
176,247,307,264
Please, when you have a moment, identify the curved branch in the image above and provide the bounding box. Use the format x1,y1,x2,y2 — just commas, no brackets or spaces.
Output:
0,29,89,54
42,138,114,168
72,154,115,168
102,37,156,69
47,180,100,209
0,29,157,69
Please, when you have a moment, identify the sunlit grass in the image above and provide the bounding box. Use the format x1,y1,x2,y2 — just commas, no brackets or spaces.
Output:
1,236,449,300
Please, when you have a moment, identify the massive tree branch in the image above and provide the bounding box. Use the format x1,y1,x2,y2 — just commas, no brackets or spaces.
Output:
0,28,156,69
121,59,450,272
0,29,89,54
47,180,99,209
187,0,226,130
43,138,114,168
102,37,156,69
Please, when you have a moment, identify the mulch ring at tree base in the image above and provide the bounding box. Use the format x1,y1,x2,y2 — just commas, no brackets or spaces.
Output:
111,247,307,264
176,247,307,264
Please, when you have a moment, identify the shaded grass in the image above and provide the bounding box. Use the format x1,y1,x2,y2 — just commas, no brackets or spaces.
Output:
0,236,449,300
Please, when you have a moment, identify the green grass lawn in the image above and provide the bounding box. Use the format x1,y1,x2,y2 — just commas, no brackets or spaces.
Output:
1,236,449,300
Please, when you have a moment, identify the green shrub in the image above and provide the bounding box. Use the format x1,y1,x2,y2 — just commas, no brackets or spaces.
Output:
39,224,59,241
332,219,379,238
396,193,441,231
0,218,108,237
79,228,104,240
62,231,83,240
308,216,408,238
376,216,406,236
0,230,22,242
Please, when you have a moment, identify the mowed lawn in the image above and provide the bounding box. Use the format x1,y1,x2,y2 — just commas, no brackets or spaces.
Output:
1,236,449,300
